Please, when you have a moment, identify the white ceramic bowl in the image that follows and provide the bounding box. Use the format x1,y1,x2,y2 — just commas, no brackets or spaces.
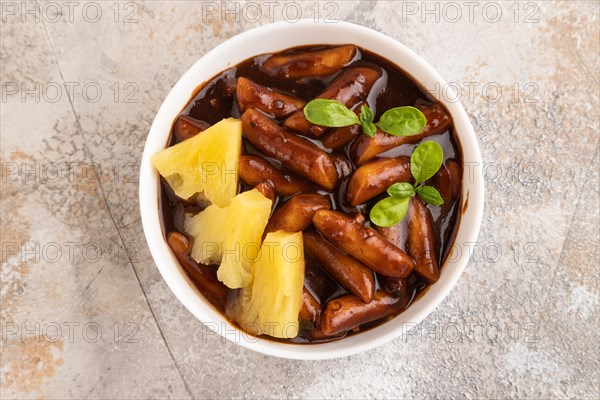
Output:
139,20,484,360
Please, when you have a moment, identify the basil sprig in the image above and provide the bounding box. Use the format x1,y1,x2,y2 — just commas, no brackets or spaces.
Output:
303,99,426,138
370,141,445,227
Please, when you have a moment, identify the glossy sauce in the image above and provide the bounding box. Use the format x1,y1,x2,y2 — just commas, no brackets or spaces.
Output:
159,45,462,343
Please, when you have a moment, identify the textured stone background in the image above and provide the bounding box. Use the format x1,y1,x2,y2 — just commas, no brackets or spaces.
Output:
1,1,598,399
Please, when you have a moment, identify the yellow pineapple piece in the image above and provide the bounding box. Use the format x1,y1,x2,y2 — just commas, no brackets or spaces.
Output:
234,230,305,339
151,118,242,207
183,189,272,289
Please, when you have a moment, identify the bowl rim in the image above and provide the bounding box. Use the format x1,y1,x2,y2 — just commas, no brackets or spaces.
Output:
139,19,484,360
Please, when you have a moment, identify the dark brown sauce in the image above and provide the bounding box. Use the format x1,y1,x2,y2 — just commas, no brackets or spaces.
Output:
159,45,463,344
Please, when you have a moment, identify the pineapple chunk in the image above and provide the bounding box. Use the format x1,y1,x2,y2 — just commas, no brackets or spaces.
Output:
234,230,305,339
151,118,242,207
183,189,272,289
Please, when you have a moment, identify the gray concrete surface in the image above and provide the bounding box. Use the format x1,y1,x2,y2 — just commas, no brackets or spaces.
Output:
1,1,598,399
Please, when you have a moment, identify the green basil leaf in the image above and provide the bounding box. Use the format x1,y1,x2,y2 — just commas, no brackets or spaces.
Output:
359,105,374,124
410,141,444,184
361,121,377,137
359,105,377,137
369,196,410,228
375,106,426,136
303,99,359,127
387,182,415,198
416,185,444,206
